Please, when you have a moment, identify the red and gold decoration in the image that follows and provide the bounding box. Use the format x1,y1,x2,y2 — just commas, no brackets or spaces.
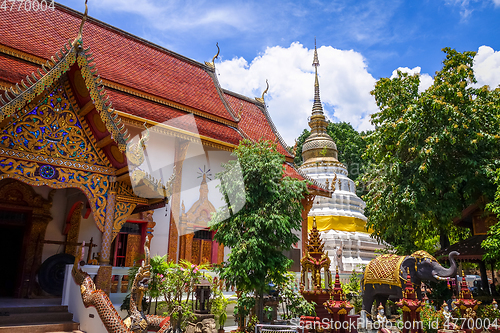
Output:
453,271,481,333
324,267,354,333
396,269,423,333
300,216,332,320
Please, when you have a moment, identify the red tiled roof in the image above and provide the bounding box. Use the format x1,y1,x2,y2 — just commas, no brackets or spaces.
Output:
107,89,242,145
223,91,292,158
0,4,235,121
0,56,39,85
0,54,242,145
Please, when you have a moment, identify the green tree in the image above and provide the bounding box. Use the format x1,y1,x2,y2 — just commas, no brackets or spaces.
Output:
210,139,309,324
363,48,500,254
292,129,311,166
483,169,500,262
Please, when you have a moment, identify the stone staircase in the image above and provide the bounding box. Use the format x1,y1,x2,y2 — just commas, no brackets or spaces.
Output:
0,304,80,333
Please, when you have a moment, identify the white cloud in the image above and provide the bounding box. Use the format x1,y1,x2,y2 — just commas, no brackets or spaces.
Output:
216,42,378,145
473,46,500,89
92,0,255,32
494,0,500,6
445,0,480,20
390,66,434,92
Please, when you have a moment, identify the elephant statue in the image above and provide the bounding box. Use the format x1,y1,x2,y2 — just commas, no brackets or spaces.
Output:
361,250,459,317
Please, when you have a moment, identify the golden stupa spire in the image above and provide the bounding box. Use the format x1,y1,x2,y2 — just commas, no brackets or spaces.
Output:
300,39,339,165
312,38,323,115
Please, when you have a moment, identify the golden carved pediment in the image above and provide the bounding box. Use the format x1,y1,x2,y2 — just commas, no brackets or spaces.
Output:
0,80,110,168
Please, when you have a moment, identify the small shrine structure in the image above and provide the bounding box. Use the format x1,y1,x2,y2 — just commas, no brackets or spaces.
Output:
324,267,354,333
300,216,332,320
453,271,481,333
396,269,423,333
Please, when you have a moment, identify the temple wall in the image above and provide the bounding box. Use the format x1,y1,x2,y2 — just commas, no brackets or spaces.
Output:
35,187,67,263
78,212,101,259
33,185,102,263
150,204,171,257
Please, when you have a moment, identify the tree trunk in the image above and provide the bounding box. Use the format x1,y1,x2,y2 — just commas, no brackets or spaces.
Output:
440,230,450,250
258,289,264,323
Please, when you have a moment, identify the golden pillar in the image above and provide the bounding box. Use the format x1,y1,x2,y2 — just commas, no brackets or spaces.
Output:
96,181,117,294
167,139,190,262
301,194,315,257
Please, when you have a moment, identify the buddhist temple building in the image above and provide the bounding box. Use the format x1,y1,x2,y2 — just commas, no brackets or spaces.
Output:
0,2,330,301
299,42,384,273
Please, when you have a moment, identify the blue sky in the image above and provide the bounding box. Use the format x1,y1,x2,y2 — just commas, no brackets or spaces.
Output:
57,0,500,145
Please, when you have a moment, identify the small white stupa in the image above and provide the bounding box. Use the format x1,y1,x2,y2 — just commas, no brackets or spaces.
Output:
298,41,385,273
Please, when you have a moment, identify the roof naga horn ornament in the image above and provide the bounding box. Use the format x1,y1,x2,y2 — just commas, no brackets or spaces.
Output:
237,102,244,120
255,79,269,104
205,42,220,70
75,0,88,44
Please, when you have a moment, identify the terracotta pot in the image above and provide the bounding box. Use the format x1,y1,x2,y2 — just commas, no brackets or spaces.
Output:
218,328,225,333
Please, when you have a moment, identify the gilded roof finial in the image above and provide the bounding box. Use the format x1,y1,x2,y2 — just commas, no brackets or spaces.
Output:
75,0,88,44
312,216,317,229
300,38,339,164
237,102,244,120
205,42,220,70
255,79,269,104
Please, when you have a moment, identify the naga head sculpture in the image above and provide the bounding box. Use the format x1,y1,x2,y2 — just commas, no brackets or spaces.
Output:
128,238,152,313
133,238,152,294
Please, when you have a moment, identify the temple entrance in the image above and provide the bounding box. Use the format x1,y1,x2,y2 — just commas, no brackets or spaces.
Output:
112,222,146,267
0,210,29,297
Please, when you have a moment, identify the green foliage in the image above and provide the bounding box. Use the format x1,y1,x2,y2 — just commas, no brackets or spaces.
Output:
277,272,316,319
325,122,372,184
210,280,236,329
420,304,445,333
123,256,209,330
363,48,500,254
484,168,500,262
293,129,311,166
210,140,308,321
477,302,500,321
245,315,259,333
341,270,362,313
156,260,209,330
426,281,452,309
234,292,256,329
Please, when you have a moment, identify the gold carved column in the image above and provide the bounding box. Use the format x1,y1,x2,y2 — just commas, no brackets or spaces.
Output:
65,201,84,257
96,181,117,294
301,194,315,257
167,139,190,262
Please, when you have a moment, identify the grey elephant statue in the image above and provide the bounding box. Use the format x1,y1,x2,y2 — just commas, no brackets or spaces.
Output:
361,250,459,316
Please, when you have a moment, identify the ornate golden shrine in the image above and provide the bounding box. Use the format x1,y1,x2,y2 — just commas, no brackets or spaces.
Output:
300,216,332,291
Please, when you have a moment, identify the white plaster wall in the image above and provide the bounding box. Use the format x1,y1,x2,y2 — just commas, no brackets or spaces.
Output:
150,204,171,258
78,211,101,259
39,187,68,263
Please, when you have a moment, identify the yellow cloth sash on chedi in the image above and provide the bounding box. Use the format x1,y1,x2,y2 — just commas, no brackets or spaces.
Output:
307,215,371,233
363,254,405,287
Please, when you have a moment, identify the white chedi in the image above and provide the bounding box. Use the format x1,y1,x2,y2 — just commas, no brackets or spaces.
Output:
301,162,385,272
